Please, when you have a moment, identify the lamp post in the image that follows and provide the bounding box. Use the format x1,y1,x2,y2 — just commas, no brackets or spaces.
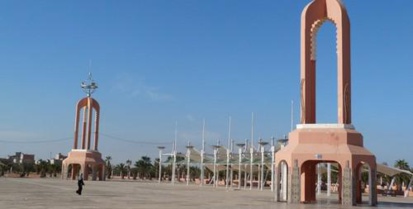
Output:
171,141,177,185
186,143,194,186
213,144,221,187
270,137,275,191
236,143,245,189
250,145,254,190
258,139,268,191
157,146,165,184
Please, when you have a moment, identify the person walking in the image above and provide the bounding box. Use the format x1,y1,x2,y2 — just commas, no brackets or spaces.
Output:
76,173,85,195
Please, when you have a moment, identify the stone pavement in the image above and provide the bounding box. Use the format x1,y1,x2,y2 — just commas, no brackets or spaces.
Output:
0,177,412,209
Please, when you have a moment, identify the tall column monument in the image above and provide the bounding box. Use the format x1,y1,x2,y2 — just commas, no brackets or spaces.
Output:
275,0,377,206
62,73,105,181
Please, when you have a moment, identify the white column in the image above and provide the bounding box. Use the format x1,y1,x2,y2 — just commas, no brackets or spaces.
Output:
238,147,242,189
213,146,219,187
260,145,265,191
250,147,254,190
282,162,287,201
317,163,321,195
270,145,275,192
171,151,176,185
226,149,230,189
158,147,164,184
327,163,331,196
200,149,204,186
186,146,191,186
244,164,247,190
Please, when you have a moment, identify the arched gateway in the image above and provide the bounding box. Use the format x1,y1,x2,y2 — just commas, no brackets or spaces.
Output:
275,0,377,206
62,73,105,181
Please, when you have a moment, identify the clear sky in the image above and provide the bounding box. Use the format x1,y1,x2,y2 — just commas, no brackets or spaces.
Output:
0,0,412,165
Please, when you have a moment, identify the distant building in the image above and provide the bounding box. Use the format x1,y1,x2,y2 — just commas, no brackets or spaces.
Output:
50,153,67,166
8,152,35,164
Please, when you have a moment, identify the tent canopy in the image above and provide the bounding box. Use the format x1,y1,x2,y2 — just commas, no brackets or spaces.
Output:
377,163,413,177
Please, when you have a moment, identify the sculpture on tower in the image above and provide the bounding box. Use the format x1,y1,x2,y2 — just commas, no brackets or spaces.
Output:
275,0,377,206
62,73,105,181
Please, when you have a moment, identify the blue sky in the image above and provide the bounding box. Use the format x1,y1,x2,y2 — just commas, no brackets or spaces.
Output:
0,0,412,165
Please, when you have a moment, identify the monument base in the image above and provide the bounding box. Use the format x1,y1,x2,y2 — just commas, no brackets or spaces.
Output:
275,124,377,206
62,149,105,181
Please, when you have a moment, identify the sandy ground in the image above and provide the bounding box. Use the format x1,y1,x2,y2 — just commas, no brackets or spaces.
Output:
0,177,412,209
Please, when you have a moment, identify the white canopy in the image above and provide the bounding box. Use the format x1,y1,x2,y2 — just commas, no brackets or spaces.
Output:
376,163,413,177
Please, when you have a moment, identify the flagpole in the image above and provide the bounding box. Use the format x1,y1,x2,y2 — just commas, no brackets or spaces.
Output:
200,119,205,186
226,116,231,189
172,121,177,185
250,112,254,190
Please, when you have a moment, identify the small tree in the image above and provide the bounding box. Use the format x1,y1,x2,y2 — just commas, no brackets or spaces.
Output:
394,159,410,191
105,156,112,179
135,156,153,179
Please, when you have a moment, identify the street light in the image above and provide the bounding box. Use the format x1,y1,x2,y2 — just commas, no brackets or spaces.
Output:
270,137,275,191
258,139,268,191
157,146,165,184
250,144,254,190
225,147,230,189
186,143,194,186
236,143,245,190
212,144,221,187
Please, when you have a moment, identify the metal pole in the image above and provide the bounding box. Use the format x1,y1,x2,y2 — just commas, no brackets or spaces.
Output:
236,143,245,190
250,112,254,190
250,147,253,190
200,119,205,187
186,144,193,186
172,149,176,185
244,139,248,190
157,146,165,184
212,144,221,188
230,140,234,189
226,148,230,189
226,116,231,189
238,147,242,189
261,145,265,190
258,140,268,191
171,122,178,185
271,137,275,191
213,147,217,187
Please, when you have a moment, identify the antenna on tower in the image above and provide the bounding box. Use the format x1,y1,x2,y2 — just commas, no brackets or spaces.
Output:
81,72,98,97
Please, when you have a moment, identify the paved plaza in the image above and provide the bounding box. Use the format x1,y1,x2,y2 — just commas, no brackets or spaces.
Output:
0,177,412,209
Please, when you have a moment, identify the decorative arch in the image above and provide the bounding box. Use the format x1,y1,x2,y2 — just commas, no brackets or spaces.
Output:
355,161,376,205
275,160,289,202
300,0,351,124
73,97,101,151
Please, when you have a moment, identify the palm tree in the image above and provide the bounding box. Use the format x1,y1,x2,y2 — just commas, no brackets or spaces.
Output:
0,161,7,176
105,156,112,179
126,159,132,179
114,163,126,179
394,159,410,191
134,156,153,180
36,160,49,178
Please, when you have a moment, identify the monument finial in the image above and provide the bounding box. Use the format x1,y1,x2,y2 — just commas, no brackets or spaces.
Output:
81,72,98,97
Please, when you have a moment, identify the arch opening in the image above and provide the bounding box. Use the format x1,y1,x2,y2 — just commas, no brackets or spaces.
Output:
276,160,289,202
313,20,338,123
300,160,342,204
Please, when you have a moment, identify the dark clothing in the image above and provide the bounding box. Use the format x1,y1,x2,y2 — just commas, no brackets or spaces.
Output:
76,178,85,195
